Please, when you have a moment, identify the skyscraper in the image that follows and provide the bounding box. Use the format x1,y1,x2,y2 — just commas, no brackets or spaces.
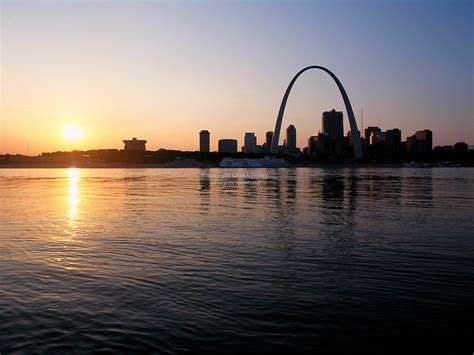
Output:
266,131,273,148
414,129,433,153
286,125,297,152
244,133,257,153
308,135,318,157
385,128,402,153
365,126,381,143
322,109,343,139
406,129,433,153
199,130,210,152
370,131,385,145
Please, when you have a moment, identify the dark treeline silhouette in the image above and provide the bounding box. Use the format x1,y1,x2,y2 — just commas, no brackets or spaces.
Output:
0,145,472,166
0,149,266,166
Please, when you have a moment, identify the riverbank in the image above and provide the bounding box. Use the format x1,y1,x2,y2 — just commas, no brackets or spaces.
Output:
2,163,472,169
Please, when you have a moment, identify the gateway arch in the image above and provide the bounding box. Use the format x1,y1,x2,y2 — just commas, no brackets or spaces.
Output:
270,66,363,160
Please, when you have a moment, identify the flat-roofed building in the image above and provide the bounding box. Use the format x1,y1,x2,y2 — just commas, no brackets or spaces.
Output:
385,128,401,153
123,137,147,151
244,133,257,153
370,131,385,145
414,129,433,153
365,126,381,143
218,139,238,153
322,110,343,139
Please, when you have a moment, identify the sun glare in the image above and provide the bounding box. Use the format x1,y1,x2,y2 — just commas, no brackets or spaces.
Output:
62,125,83,141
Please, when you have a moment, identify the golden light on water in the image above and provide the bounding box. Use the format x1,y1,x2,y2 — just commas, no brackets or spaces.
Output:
64,168,80,241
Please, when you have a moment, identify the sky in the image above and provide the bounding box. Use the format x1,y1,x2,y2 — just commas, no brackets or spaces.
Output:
1,0,472,154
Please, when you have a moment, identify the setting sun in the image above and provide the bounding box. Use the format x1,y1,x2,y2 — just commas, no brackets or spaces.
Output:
62,125,83,141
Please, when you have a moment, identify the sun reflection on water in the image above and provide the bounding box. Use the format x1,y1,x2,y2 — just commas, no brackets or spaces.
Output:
64,168,80,241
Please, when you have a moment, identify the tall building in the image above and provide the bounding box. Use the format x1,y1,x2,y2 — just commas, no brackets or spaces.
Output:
406,129,433,153
316,133,329,157
385,128,401,153
308,133,329,157
244,133,257,153
365,126,381,143
406,136,415,153
454,142,468,153
266,131,273,149
286,125,297,152
263,131,274,153
414,129,433,153
370,131,385,145
123,137,147,151
218,139,238,153
199,130,210,153
308,135,318,157
322,109,343,139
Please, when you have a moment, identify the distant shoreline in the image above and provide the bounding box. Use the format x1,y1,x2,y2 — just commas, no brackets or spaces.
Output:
2,163,471,169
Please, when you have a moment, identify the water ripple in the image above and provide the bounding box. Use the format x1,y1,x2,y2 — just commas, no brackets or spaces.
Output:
0,168,473,353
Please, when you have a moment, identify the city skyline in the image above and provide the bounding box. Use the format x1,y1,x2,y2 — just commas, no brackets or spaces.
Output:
196,117,436,156
1,0,473,155
1,116,465,156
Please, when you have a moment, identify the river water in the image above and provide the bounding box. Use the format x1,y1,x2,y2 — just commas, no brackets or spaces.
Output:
0,168,473,353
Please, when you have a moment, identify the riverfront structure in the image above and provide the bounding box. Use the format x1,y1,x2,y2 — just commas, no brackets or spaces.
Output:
123,138,147,151
286,125,297,152
270,66,363,160
322,110,343,139
365,126,381,141
199,130,210,153
218,139,238,153
385,129,402,153
266,131,274,149
414,130,433,153
244,133,257,153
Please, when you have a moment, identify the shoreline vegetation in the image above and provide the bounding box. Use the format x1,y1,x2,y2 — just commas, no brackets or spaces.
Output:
1,148,473,168
1,162,472,169
2,163,408,169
